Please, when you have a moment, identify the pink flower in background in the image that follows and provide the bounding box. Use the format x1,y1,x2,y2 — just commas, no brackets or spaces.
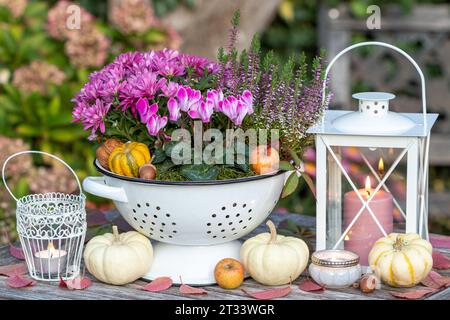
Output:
161,81,179,98
207,89,224,111
221,96,249,126
82,99,111,140
167,97,181,121
240,90,254,115
176,86,202,112
154,58,185,77
136,98,158,124
146,115,168,136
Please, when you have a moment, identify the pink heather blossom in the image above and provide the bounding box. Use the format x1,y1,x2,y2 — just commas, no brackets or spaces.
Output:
206,89,224,111
221,96,249,126
176,86,201,112
239,90,254,114
167,97,181,121
146,114,168,136
136,98,158,123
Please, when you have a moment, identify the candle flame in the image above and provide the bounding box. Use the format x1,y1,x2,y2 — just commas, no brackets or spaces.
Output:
365,176,371,197
378,157,385,175
47,241,56,257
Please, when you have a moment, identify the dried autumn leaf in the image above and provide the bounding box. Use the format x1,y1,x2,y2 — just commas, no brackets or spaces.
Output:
61,276,92,290
298,279,324,292
9,243,25,260
0,263,27,277
421,271,444,289
7,274,36,288
432,251,450,270
390,288,436,300
429,234,450,249
242,286,291,300
180,284,208,295
140,277,173,292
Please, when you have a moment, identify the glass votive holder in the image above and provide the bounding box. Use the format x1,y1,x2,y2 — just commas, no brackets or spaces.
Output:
308,250,361,288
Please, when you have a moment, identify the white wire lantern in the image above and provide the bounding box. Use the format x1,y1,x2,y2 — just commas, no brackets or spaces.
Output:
2,151,86,281
307,42,438,267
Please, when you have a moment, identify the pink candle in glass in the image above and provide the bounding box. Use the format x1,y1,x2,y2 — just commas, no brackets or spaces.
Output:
343,176,393,266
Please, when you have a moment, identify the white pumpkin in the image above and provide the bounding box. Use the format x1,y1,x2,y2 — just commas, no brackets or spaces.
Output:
83,226,153,285
368,233,433,287
240,220,309,286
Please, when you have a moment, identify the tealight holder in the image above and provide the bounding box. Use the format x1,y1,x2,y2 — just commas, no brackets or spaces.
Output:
2,151,86,281
309,250,361,288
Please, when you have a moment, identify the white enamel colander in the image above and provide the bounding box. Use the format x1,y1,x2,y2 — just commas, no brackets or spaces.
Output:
83,160,292,284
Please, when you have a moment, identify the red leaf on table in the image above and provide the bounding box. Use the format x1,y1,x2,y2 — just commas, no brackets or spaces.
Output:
421,271,444,289
0,263,27,277
86,210,110,226
6,274,36,288
139,277,173,292
9,243,25,260
242,286,292,300
60,277,92,290
430,234,450,249
298,279,325,292
432,251,450,270
390,288,436,300
180,284,208,295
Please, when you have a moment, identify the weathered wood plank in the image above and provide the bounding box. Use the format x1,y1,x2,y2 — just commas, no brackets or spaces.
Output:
0,213,449,300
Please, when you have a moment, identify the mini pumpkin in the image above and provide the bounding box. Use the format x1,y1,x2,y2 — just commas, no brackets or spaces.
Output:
96,138,123,170
83,226,153,285
368,233,433,287
240,220,309,286
108,141,151,177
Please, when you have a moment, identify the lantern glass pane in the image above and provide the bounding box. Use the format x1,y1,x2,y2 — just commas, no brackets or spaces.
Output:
325,145,410,266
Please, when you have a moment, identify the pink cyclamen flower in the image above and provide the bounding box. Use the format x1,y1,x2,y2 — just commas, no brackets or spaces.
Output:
136,98,158,124
221,96,249,126
167,97,181,121
176,86,201,112
146,114,168,136
197,99,214,123
206,89,224,111
239,90,254,115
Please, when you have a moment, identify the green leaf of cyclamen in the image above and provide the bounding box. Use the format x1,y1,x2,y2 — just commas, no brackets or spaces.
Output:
279,161,294,171
181,164,219,181
281,172,299,198
151,148,167,164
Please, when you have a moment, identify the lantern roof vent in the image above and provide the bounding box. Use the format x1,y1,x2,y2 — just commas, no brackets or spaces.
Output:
331,92,416,135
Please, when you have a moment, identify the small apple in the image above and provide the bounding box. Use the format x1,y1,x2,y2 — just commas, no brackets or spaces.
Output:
214,258,245,289
250,145,280,174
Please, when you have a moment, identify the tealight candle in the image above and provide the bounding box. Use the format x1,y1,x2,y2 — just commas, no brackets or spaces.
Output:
343,175,393,266
34,242,67,275
308,250,361,288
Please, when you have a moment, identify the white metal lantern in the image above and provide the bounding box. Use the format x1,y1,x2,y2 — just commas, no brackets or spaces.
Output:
307,42,438,267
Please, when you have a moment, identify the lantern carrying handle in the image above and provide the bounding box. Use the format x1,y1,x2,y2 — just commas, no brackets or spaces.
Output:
1,150,83,202
321,41,427,132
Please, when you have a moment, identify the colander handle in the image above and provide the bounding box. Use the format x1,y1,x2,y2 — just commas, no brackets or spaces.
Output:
82,176,128,203
1,150,82,201
321,41,428,132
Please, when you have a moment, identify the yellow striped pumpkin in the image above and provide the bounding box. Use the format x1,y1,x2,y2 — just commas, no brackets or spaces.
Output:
108,142,151,177
368,233,432,287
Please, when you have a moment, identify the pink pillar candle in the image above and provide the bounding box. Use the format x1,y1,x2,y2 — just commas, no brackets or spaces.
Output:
343,187,393,266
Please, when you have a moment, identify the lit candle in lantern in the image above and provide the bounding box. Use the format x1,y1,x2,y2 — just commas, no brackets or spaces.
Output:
34,242,67,275
378,157,385,176
343,175,393,265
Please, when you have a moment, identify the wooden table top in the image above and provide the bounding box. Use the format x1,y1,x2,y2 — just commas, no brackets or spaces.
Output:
0,212,449,300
